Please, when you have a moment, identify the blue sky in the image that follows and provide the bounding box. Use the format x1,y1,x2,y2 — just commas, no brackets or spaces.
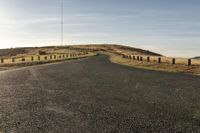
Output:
0,0,200,57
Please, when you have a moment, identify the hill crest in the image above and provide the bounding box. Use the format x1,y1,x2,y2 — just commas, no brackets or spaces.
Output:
0,44,161,57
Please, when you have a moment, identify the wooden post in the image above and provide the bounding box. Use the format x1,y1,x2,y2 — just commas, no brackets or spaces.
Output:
188,59,192,66
158,57,161,63
172,58,175,65
147,56,150,62
1,58,4,63
137,56,140,61
140,57,143,61
12,58,15,63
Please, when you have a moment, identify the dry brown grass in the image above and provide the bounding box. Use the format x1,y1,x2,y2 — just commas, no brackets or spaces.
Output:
0,44,160,58
70,44,161,56
0,44,199,75
0,52,97,71
0,46,87,58
106,52,200,76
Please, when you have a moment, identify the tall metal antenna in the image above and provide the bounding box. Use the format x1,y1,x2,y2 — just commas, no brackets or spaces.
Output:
61,0,64,45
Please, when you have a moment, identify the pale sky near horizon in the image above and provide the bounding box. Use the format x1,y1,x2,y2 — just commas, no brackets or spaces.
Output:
0,0,200,57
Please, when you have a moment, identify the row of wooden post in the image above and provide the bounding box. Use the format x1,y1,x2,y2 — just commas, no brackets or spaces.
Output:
0,52,88,64
122,55,192,66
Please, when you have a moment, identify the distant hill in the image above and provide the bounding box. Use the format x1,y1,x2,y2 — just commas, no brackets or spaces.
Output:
0,44,161,58
193,56,200,59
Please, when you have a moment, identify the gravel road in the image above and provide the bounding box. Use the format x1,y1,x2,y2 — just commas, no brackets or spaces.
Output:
0,55,200,133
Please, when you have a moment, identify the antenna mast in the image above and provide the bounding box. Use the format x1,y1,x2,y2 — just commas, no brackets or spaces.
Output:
61,0,64,45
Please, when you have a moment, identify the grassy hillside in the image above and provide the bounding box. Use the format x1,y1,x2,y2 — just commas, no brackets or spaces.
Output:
0,44,161,58
193,56,200,59
0,44,200,75
69,44,161,56
0,46,83,58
